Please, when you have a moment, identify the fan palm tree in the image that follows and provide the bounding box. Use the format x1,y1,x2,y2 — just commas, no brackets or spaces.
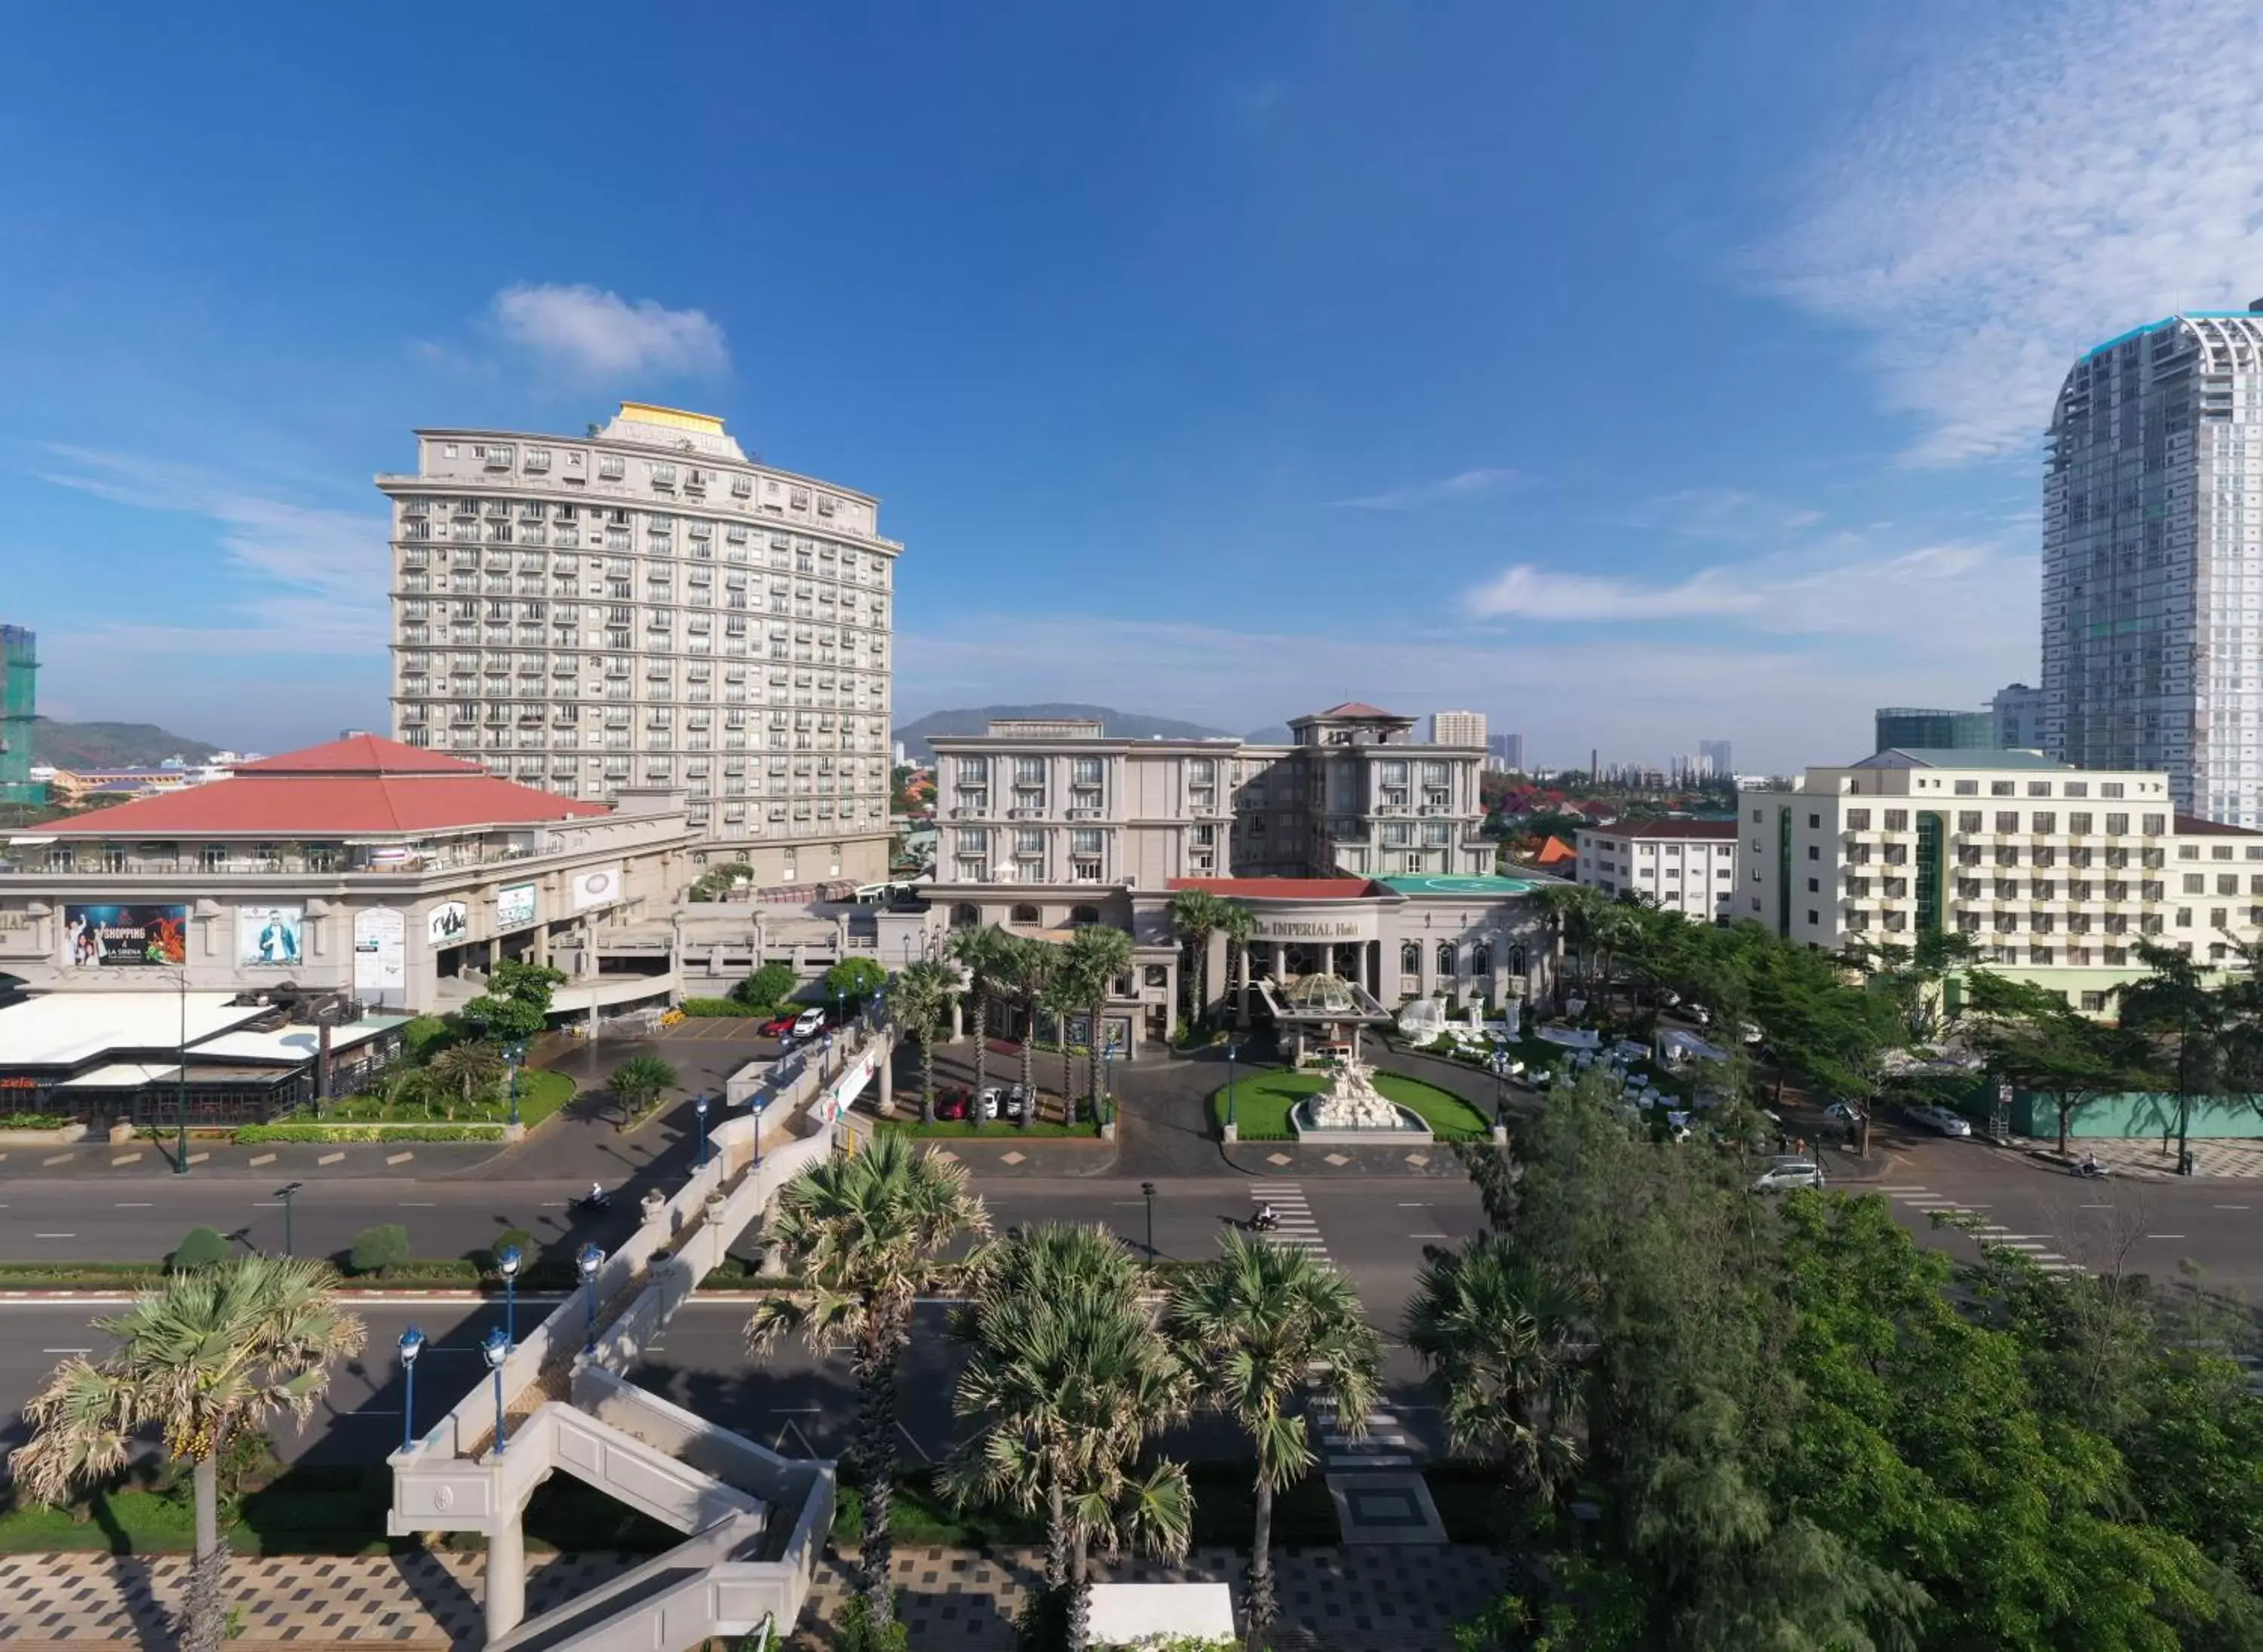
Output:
1041,968,1085,1124
11,1257,367,1652
749,1135,987,1626
946,924,1016,1122
1006,936,1063,1128
379,1061,447,1122
947,1224,1193,1652
1168,1232,1382,1646
1404,1233,1585,1564
1063,924,1135,1120
606,1053,677,1130
892,959,958,1125
1168,886,1229,1030
425,1039,505,1120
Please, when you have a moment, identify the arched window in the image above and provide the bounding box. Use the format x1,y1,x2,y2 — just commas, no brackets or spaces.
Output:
1470,942,1491,978
1400,941,1421,975
1011,903,1040,926
1436,941,1458,977
950,903,979,929
1508,944,1527,978
1069,904,1101,927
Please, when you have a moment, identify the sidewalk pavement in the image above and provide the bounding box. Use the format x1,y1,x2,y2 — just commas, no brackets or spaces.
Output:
2031,1135,2263,1181
0,1540,1512,1650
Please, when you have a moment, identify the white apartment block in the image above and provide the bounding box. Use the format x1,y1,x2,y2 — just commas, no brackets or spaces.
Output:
379,402,898,891
2043,308,2263,826
1429,709,1487,749
1744,749,2263,1005
1574,818,1736,923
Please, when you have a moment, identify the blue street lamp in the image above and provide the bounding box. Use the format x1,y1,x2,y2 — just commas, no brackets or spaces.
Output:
496,1243,523,1345
507,1041,525,1128
483,1325,511,1455
1101,1049,1113,1128
1227,1041,1239,1129
398,1325,425,1454
695,1093,711,1167
578,1243,604,1355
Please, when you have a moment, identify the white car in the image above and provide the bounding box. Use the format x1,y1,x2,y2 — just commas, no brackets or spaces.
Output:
791,1006,828,1041
978,1085,1029,1121
1904,1102,1972,1138
1752,1156,1824,1193
1824,1101,1865,1125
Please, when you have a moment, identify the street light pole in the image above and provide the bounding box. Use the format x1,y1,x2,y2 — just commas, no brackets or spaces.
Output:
398,1325,424,1454
483,1326,510,1456
497,1243,523,1345
1142,1181,1157,1259
1227,1041,1238,1130
577,1243,603,1355
508,1042,524,1128
175,966,189,1176
277,1182,302,1257
695,1094,711,1168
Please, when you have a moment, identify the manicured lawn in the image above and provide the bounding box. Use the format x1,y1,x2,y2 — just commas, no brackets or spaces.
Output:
315,1067,575,1129
1210,1069,1492,1140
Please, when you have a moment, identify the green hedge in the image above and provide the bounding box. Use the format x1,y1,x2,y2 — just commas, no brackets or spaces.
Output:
1210,1069,1493,1141
0,1112,73,1130
235,1124,505,1144
677,996,760,1018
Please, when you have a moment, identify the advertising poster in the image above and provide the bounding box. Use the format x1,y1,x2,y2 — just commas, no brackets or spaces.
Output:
570,864,622,912
353,908,406,993
238,904,306,967
63,904,188,968
428,900,469,947
495,882,538,931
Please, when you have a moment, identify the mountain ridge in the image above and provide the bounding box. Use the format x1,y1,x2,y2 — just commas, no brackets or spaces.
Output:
32,718,223,769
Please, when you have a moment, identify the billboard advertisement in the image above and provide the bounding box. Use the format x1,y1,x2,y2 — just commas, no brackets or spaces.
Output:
570,864,622,912
428,900,469,947
238,904,306,967
496,882,538,931
352,908,405,993
63,904,188,968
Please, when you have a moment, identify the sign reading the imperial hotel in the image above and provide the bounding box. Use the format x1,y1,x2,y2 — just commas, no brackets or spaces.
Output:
1248,917,1368,939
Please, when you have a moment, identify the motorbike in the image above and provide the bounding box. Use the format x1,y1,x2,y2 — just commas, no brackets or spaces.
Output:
570,1189,614,1214
2071,1159,2111,1181
1248,1209,1281,1233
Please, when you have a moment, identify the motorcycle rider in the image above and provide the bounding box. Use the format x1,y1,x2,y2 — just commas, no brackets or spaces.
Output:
587,1180,606,1206
1252,1202,1279,1231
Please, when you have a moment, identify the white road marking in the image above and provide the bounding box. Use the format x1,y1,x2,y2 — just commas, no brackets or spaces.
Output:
41,1347,91,1355
2215,1205,2252,1211
400,1202,435,1208
2147,1234,2188,1240
33,1233,75,1239
115,1202,151,1208
1407,1232,1450,1239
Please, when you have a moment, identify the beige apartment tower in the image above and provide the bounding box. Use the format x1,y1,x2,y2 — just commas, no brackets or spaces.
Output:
1429,709,1487,750
379,403,898,892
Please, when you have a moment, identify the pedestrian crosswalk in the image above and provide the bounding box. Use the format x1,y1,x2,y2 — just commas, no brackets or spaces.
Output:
1254,1184,1411,1471
1878,1184,2086,1274
1252,1184,1330,1261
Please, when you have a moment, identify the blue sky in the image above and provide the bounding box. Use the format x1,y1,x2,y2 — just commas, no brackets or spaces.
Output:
5,0,2258,771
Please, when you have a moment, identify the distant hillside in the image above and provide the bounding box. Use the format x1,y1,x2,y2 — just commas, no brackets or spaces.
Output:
33,718,222,769
1243,723,1294,745
894,703,1233,763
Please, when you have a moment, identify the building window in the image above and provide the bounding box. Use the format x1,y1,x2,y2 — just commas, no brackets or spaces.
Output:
1401,941,1421,975
950,903,979,929
1435,941,1457,977
1069,904,1101,927
1471,942,1491,977
1011,903,1039,926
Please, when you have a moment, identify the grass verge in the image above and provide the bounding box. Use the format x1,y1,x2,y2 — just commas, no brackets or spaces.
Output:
1210,1070,1492,1140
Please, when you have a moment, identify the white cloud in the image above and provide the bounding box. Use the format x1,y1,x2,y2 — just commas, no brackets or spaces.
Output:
1631,487,1825,541
34,445,387,651
1466,564,1758,622
490,283,729,380
1758,0,2263,465
1331,467,1520,510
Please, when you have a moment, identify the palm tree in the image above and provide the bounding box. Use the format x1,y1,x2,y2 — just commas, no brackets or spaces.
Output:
1216,901,1254,1030
947,1224,1193,1651
1063,925,1135,1120
606,1053,677,1130
892,959,958,1125
379,1061,447,1122
1041,968,1085,1124
1168,1232,1381,1646
425,1039,505,1121
1168,887,1229,1030
11,1257,366,1652
749,1135,987,1627
946,925,1016,1122
1007,935,1064,1129
1404,1233,1585,1568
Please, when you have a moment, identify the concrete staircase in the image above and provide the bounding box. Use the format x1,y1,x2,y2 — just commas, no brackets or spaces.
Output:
388,1030,892,1648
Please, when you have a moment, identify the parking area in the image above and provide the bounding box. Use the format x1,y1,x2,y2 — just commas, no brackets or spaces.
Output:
656,1018,782,1046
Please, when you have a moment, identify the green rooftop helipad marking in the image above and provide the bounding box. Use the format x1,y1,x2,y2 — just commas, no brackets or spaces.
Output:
1377,874,1548,896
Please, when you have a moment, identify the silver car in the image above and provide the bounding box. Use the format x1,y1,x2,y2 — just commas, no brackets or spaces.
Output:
1904,1103,1973,1138
1752,1156,1824,1193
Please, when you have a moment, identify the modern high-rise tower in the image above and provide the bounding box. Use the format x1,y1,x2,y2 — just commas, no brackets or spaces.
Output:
0,625,38,805
1428,709,1487,748
2043,305,2263,824
378,403,899,890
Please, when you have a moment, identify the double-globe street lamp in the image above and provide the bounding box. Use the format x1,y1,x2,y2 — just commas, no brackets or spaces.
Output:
578,1243,606,1354
484,1325,511,1456
695,1094,711,1167
398,1325,425,1454
496,1243,524,1344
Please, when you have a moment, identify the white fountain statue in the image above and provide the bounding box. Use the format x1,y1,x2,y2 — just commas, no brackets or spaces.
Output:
1305,1055,1408,1132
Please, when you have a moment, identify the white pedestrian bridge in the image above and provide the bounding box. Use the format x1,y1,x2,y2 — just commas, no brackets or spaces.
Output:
387,1029,898,1649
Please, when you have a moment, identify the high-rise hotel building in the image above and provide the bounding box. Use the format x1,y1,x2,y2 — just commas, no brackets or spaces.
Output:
2043,306,2263,826
379,402,898,889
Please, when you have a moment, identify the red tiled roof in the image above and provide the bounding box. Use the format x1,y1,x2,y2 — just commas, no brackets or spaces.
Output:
41,736,609,837
1532,837,1577,865
1167,877,1377,898
1300,702,1402,720
232,734,485,776
2175,814,2263,837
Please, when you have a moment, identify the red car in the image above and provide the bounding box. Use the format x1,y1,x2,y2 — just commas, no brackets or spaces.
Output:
933,1088,972,1121
759,1012,800,1039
